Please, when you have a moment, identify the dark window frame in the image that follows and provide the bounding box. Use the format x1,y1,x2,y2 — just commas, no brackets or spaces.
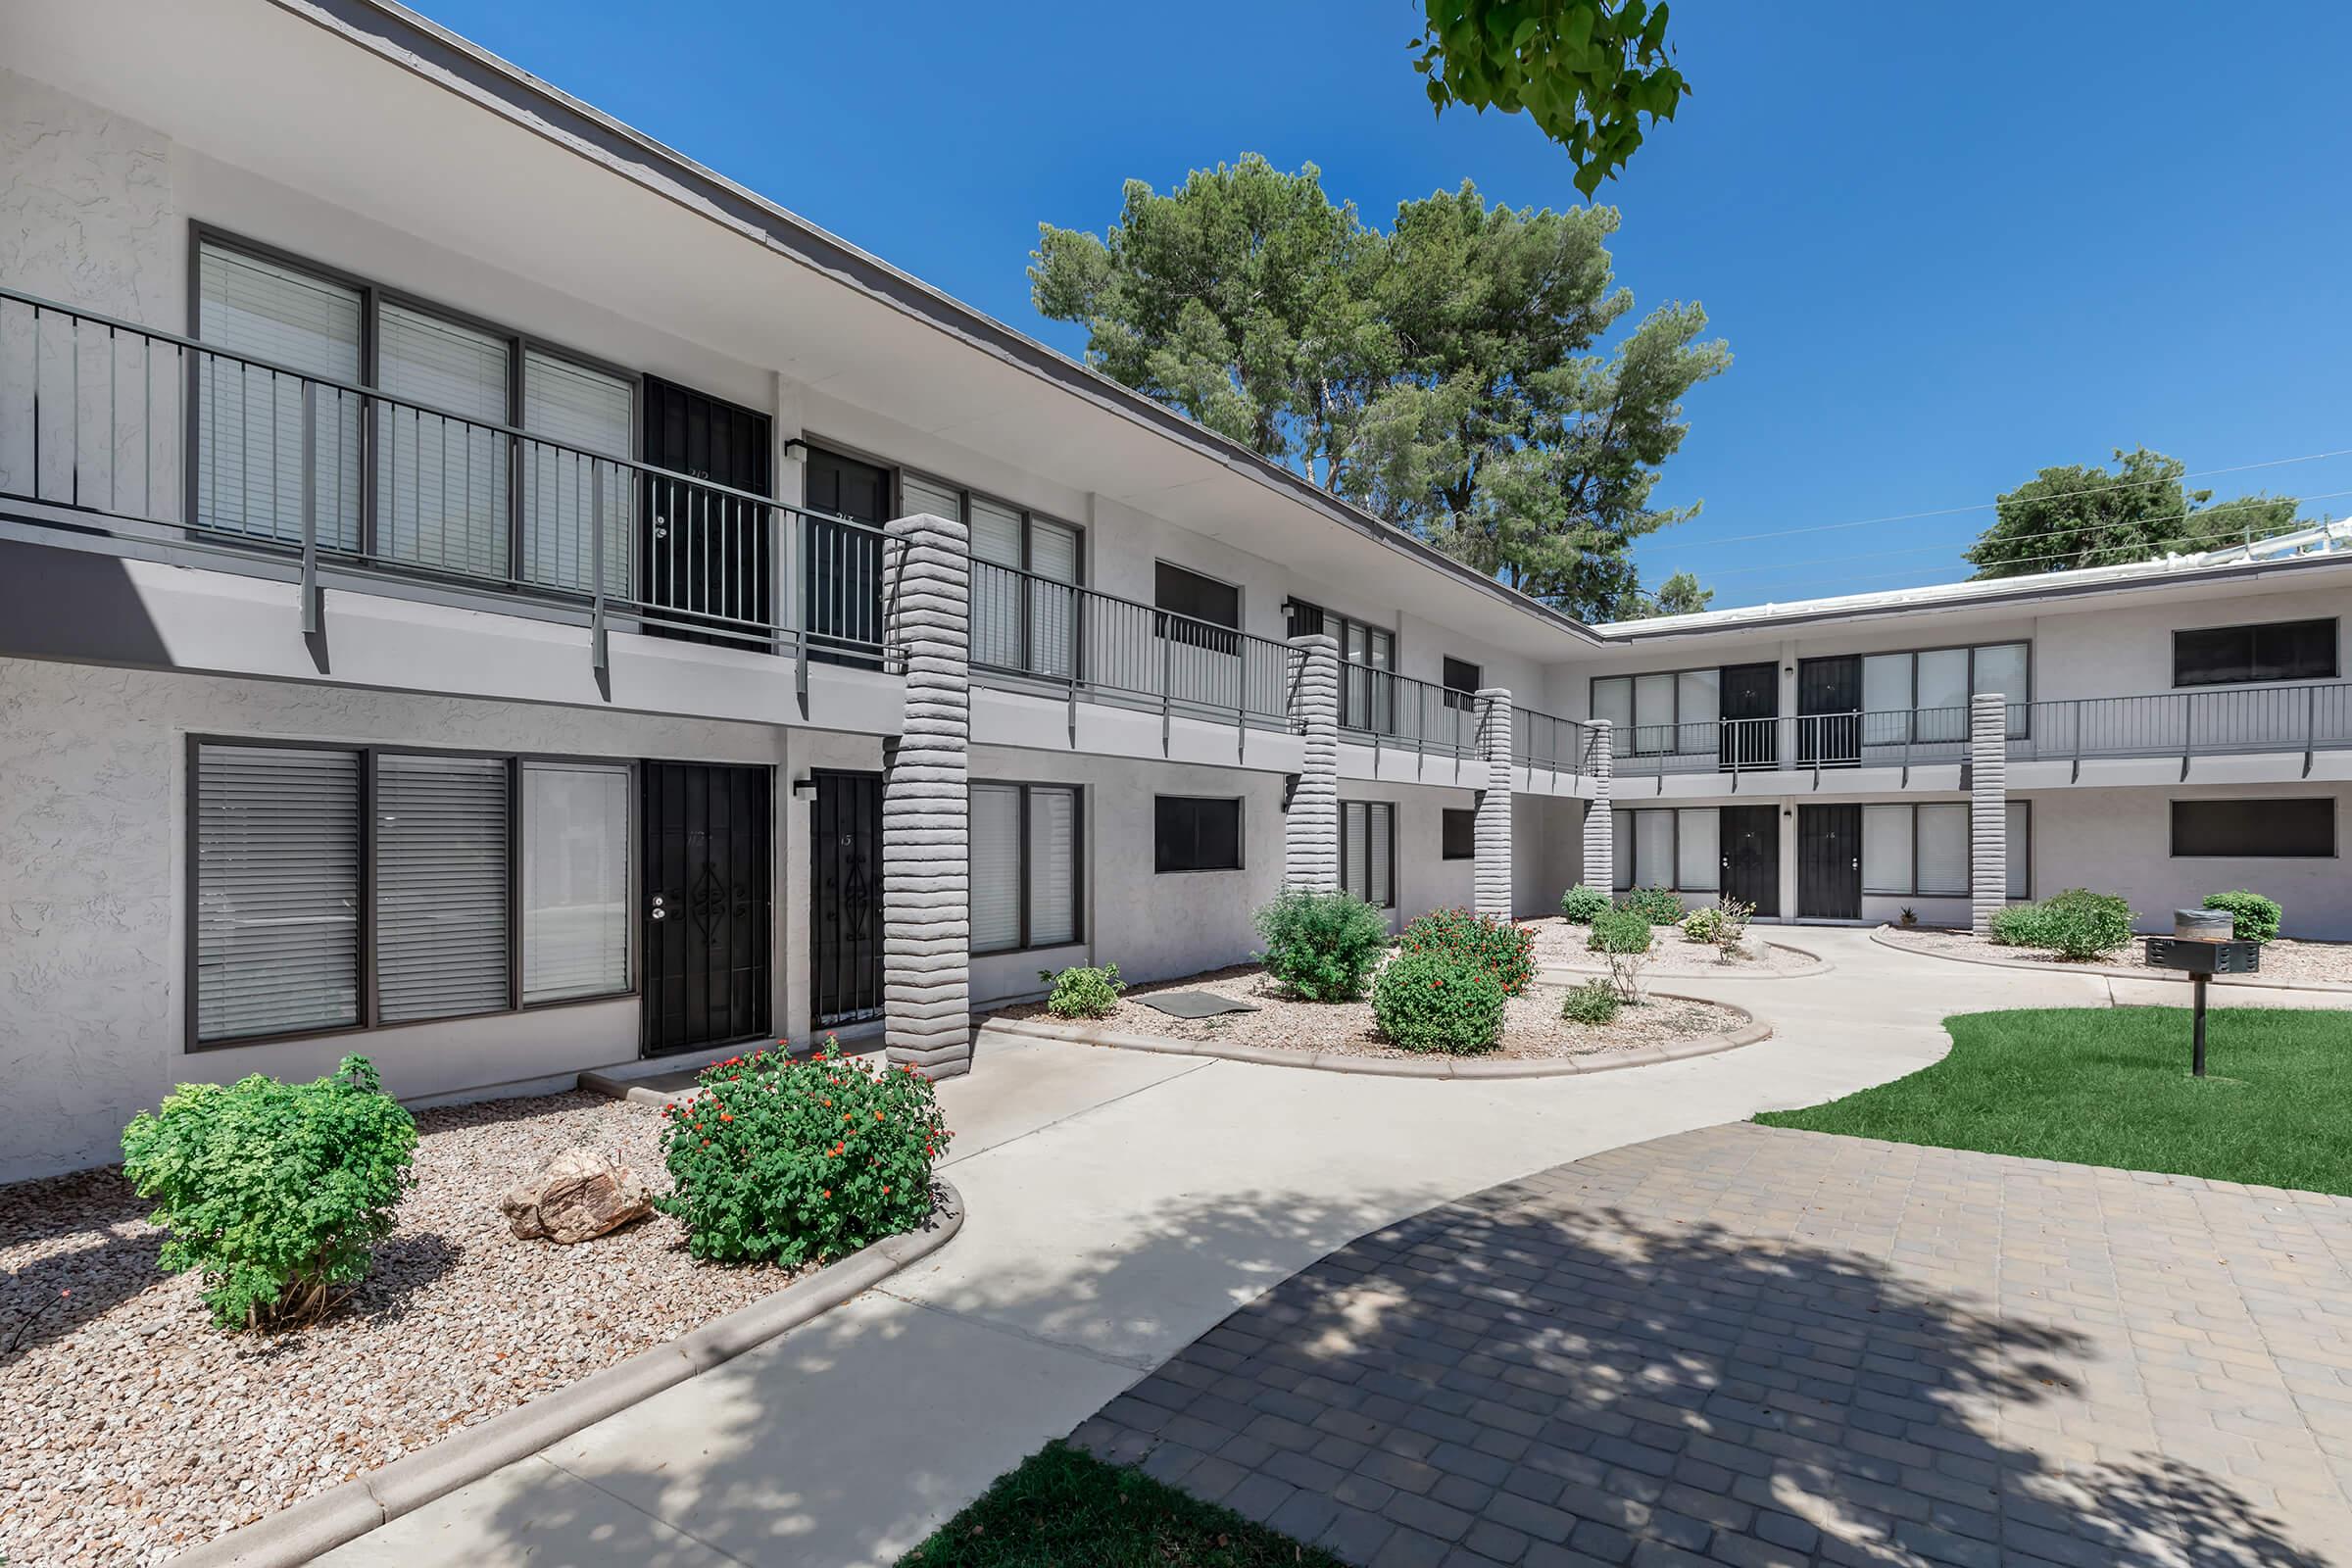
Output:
1609,806,1723,896
2170,797,2335,858
1341,800,1399,906
1153,794,1246,874
1442,657,1483,713
1153,561,1243,657
185,734,640,1053
188,224,641,582
901,466,1088,678
1591,668,1725,760
1857,641,2034,743
1858,802,1974,899
2172,617,2339,689
969,780,1087,956
1289,599,1400,734
1441,807,1476,861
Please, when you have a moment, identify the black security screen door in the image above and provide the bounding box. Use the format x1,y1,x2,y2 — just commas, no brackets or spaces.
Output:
803,447,889,663
1721,804,1780,916
1720,662,1778,770
642,762,772,1055
641,376,772,647
1797,804,1862,920
1797,656,1861,766
810,769,884,1028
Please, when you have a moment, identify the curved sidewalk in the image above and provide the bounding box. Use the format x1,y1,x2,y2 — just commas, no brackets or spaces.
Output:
317,930,2115,1568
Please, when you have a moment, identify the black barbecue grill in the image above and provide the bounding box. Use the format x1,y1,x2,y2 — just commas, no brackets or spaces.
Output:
2144,909,2260,1077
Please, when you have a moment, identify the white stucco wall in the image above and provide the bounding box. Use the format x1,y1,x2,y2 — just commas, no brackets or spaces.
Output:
2027,784,2351,940
0,655,798,1180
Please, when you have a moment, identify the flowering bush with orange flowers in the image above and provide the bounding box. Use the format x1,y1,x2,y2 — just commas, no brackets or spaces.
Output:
1396,907,1535,997
1371,949,1505,1054
656,1040,951,1266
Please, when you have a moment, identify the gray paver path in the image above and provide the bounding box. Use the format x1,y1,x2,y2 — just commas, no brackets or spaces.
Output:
1076,1122,2352,1568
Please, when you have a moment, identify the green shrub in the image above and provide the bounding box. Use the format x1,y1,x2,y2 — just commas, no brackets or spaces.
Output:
1620,887,1685,924
1041,962,1124,1018
120,1055,416,1331
1559,884,1612,923
1398,907,1535,996
2203,890,2282,943
1588,906,1655,1002
1559,978,1621,1025
1992,889,2133,959
1681,906,1727,944
1372,951,1506,1054
1252,889,1391,1002
658,1043,950,1266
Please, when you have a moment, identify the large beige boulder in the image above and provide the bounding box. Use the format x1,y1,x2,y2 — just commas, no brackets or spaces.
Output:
500,1147,652,1244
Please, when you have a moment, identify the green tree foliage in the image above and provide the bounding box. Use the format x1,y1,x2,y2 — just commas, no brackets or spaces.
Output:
1608,567,1710,619
1965,447,2301,579
1411,1,1690,197
1032,164,1728,620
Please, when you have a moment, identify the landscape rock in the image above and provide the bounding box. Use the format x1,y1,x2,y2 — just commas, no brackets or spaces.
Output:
500,1147,652,1244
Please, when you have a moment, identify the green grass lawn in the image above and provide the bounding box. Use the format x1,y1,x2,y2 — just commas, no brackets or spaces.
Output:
899,1443,1338,1568
1757,1006,2352,1195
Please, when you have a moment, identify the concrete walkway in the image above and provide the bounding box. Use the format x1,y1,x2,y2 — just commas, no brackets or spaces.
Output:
319,930,2138,1567
1076,1122,2352,1567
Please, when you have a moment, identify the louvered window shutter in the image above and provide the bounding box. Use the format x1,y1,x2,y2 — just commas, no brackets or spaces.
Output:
375,754,511,1023
1028,786,1079,947
194,745,363,1042
521,350,634,598
377,303,512,579
1028,518,1081,680
969,498,1025,671
1367,803,1394,907
970,784,1022,953
1342,802,1367,902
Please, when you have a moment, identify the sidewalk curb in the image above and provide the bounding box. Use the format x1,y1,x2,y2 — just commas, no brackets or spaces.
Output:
169,1181,966,1567
1868,925,2352,998
981,997,1769,1079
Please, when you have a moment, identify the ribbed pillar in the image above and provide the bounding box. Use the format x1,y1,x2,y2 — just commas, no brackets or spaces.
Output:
1969,692,2008,937
1581,718,1614,890
1285,633,1340,889
881,511,971,1078
1474,689,1514,919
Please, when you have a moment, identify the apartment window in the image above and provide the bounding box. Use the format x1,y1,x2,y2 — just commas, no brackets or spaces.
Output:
1607,808,1719,893
920,471,1084,679
2172,798,2334,858
1155,795,1243,873
1860,803,1971,897
1154,562,1242,656
1859,642,2031,744
1342,802,1396,906
2006,800,2033,901
190,741,633,1047
1290,601,1396,733
970,783,1083,953
1442,807,1476,860
194,234,636,596
1443,658,1483,712
1591,669,1719,757
2174,618,2337,688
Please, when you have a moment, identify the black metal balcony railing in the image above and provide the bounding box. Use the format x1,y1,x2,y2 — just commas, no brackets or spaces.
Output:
967,557,1295,731
1512,706,1603,775
1339,667,1485,758
0,289,898,679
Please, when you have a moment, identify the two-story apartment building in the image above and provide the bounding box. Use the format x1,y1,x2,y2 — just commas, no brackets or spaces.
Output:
2,0,2345,1180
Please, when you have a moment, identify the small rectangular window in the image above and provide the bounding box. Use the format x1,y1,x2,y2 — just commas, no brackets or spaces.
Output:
1442,807,1476,860
375,754,512,1024
2006,800,2032,901
1155,795,1243,873
1916,804,1970,896
1153,563,1240,629
521,761,631,1004
1611,807,1634,890
970,782,1083,953
1634,809,1675,889
1443,658,1482,712
2175,618,2337,687
970,784,1023,953
2172,798,2333,858
1676,808,1719,893
1861,804,1913,896
1342,801,1396,906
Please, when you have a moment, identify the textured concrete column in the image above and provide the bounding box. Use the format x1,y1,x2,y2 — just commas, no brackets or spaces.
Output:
1474,689,1514,919
1581,718,1614,890
1285,633,1340,890
882,512,971,1078
1969,692,2008,937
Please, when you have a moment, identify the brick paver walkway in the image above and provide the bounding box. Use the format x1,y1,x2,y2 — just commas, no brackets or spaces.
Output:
1072,1123,2352,1567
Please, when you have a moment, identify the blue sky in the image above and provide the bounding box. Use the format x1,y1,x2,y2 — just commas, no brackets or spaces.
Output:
424,1,2352,608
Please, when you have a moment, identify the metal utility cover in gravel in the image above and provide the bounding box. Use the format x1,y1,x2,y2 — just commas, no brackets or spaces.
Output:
1133,990,1259,1018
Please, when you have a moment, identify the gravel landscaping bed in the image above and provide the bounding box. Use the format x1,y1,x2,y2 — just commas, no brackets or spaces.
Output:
1879,924,2352,986
1527,916,1816,977
0,1090,851,1567
992,964,1749,1062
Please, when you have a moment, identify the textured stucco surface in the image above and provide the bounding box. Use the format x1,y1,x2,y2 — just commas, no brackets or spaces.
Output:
0,67,177,322
0,655,785,1180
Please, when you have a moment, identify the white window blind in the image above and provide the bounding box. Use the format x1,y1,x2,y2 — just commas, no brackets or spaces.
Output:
377,303,511,579
1368,802,1394,907
1633,674,1675,752
1028,786,1079,946
375,754,511,1023
521,350,634,598
195,244,364,550
1916,649,1970,713
2006,800,2032,900
522,762,631,1004
969,497,1025,669
900,471,961,524
1675,669,1719,753
970,784,1022,954
1591,677,1633,736
1862,654,1911,712
1343,802,1367,903
1677,808,1720,893
1918,804,1970,895
194,744,362,1042
1862,804,1913,895
1612,808,1634,889
1635,810,1675,889
1028,517,1081,679
1976,642,2032,738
